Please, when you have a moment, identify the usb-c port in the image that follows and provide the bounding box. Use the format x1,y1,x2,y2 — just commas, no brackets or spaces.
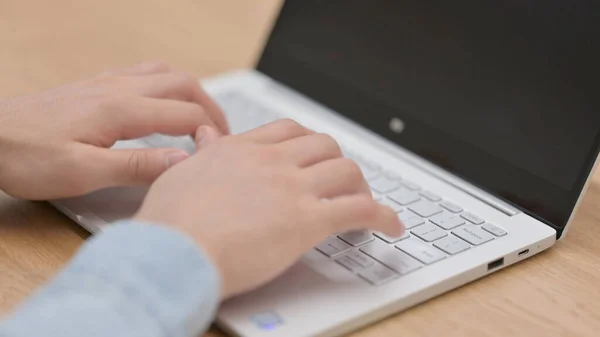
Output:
518,249,530,257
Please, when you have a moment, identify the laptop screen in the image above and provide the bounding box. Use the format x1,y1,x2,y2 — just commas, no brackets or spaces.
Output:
257,0,600,234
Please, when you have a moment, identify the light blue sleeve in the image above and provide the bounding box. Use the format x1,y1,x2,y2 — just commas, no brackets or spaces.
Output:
0,220,221,337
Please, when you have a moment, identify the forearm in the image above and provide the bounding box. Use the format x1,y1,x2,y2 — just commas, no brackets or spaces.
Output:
0,221,221,337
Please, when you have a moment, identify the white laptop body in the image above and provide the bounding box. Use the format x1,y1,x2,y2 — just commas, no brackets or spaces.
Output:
50,1,600,337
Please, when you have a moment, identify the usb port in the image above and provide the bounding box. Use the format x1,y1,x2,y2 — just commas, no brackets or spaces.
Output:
487,258,504,271
518,249,530,257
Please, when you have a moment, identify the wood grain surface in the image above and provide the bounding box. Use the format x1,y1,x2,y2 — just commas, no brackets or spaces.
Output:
1,1,599,336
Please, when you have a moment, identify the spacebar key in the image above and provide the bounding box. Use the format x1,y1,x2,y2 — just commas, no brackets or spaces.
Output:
360,241,422,275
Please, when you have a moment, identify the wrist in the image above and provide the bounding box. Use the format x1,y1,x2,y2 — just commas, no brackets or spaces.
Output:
132,213,227,298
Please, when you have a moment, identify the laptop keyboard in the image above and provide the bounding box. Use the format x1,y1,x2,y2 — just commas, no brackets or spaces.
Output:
173,92,510,286
333,148,508,285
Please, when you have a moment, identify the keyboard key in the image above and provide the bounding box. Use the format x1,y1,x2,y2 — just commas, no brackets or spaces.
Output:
369,176,401,194
440,201,463,213
374,230,410,243
384,171,401,181
411,223,448,242
420,190,442,202
360,241,422,275
430,212,466,230
218,95,281,131
401,180,422,191
399,212,426,229
316,237,351,257
396,239,446,265
348,153,364,162
144,134,196,154
361,158,378,168
338,231,374,246
461,212,485,225
434,236,471,255
399,211,418,221
403,217,426,229
336,251,374,272
408,200,444,218
358,164,381,181
482,223,507,237
379,197,404,213
341,147,355,159
358,264,399,286
388,189,421,205
452,225,495,245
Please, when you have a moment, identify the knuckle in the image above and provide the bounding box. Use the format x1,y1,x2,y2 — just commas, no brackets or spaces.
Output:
340,158,363,180
172,71,199,88
94,94,126,113
270,169,298,188
316,133,342,154
274,118,305,134
189,103,207,119
266,162,302,188
96,95,137,124
258,146,285,163
127,150,151,181
178,101,207,125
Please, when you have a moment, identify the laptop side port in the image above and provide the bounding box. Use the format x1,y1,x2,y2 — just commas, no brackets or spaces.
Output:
487,257,504,271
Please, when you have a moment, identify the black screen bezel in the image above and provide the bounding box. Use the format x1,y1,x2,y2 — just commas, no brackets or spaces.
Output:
255,2,600,238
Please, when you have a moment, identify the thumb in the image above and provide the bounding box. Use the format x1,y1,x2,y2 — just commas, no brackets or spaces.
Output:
195,125,221,149
90,147,189,186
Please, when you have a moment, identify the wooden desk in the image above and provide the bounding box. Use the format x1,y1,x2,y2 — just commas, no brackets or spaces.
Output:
1,1,599,336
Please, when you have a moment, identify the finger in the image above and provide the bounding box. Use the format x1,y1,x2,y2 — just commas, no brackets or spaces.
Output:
195,126,221,149
102,61,172,76
80,145,189,187
319,195,405,237
190,83,230,135
108,96,218,140
277,133,342,167
302,158,370,198
130,72,230,135
238,119,314,144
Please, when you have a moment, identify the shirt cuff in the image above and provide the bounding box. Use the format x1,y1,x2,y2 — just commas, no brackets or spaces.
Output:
57,220,222,337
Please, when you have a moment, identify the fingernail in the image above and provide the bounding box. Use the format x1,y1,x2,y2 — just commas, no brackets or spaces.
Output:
166,152,189,168
195,126,208,147
196,126,219,148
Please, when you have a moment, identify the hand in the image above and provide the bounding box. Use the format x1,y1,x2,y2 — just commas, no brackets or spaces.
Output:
134,120,405,299
0,61,228,200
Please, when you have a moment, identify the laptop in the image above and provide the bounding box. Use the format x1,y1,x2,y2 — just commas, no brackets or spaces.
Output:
51,1,600,336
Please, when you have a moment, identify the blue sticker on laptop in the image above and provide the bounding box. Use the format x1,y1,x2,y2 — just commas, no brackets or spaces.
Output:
251,311,284,330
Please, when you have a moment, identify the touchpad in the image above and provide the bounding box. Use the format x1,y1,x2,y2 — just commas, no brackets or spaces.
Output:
78,186,148,223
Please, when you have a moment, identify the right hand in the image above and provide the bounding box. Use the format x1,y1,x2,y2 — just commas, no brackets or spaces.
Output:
134,120,405,299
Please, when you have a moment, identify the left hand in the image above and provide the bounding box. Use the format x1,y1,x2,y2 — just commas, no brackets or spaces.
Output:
0,61,229,200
